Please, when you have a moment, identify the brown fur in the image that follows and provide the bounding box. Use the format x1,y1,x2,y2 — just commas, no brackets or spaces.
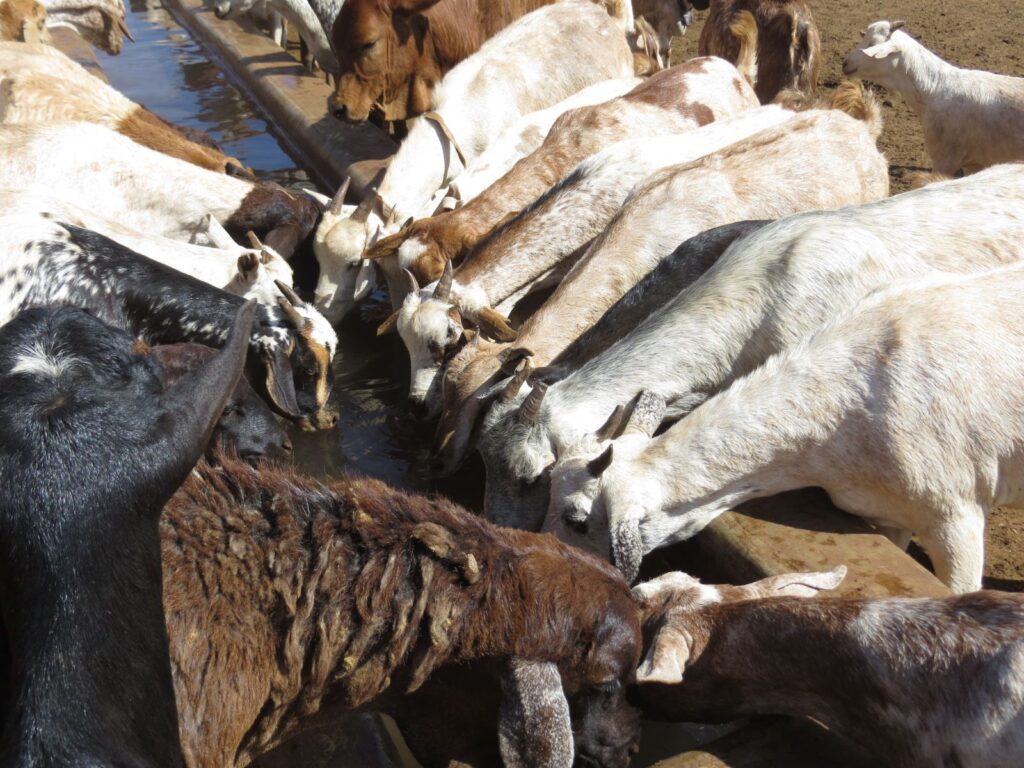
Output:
223,184,321,260
162,454,641,767
117,108,240,174
698,0,821,104
329,0,556,123
0,0,45,42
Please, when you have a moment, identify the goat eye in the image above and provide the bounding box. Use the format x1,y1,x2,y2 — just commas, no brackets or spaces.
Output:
362,39,378,51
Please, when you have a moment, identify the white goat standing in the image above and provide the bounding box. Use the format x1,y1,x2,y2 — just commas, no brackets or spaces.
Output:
573,241,1024,592
843,20,1024,175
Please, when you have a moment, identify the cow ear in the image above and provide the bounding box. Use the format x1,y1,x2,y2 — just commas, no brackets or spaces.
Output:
636,625,693,685
499,659,573,768
391,0,443,16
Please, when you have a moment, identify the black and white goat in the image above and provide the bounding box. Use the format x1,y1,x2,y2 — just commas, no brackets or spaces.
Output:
0,212,339,429
0,301,254,767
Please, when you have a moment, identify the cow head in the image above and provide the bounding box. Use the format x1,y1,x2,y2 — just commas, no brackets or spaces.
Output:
329,0,444,123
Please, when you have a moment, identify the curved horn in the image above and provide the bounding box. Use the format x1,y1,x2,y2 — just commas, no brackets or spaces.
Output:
477,307,517,343
434,260,454,301
516,382,548,426
274,279,307,309
595,404,627,442
117,16,134,42
245,231,263,250
624,390,666,438
587,444,613,478
329,176,351,215
499,363,533,403
276,297,305,330
403,268,420,295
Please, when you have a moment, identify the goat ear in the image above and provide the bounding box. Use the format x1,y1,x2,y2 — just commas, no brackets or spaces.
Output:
862,40,899,59
498,659,573,768
390,0,443,15
476,307,517,343
636,625,693,685
261,340,301,417
154,301,255,480
353,259,376,301
743,566,847,599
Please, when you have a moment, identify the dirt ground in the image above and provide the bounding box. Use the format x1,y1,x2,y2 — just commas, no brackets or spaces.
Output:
676,0,1024,589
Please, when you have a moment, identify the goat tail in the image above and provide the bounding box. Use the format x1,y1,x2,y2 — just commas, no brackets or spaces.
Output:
829,80,883,139
729,10,758,90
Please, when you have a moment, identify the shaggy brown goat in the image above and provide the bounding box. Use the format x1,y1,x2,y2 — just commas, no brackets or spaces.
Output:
161,455,642,768
698,0,820,103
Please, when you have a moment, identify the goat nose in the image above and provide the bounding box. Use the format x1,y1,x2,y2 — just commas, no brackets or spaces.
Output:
333,104,348,121
281,438,294,454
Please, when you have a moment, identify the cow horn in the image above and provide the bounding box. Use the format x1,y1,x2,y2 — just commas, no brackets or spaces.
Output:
246,231,263,250
274,279,307,308
516,382,548,426
499,363,532,403
477,307,517,343
329,176,351,215
434,260,454,301
351,191,377,223
403,268,420,295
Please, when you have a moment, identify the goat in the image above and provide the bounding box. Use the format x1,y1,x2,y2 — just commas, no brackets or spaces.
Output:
0,0,48,42
843,20,1024,175
0,121,319,259
371,54,762,297
570,232,1024,591
214,0,338,73
314,0,634,323
634,567,1024,766
0,189,292,305
543,165,1024,571
395,103,793,410
0,47,251,175
421,76,643,219
39,0,130,54
698,1,820,103
0,212,339,430
0,301,254,767
160,452,643,768
147,343,291,463
464,88,888,524
632,0,698,69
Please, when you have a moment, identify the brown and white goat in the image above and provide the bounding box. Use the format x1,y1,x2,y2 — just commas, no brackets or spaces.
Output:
0,0,48,42
633,568,1024,767
433,83,888,479
698,1,820,103
161,455,643,768
370,55,760,292
0,45,250,175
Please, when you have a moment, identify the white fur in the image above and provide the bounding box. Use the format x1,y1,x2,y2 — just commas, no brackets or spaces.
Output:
843,20,1024,174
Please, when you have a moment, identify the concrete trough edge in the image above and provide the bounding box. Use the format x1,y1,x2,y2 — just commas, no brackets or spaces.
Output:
161,0,395,195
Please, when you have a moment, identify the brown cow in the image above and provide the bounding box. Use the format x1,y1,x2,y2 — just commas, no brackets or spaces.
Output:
329,0,630,123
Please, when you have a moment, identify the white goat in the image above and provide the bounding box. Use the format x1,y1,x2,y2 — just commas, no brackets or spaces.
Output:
843,20,1024,175
312,0,634,323
635,568,1024,767
542,165,1024,550
566,227,1024,591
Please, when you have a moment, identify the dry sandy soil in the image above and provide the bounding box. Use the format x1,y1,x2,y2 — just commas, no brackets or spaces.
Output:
678,0,1024,588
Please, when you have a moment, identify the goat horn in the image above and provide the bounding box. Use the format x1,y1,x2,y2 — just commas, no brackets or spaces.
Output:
477,307,517,344
587,445,613,478
117,16,134,42
448,181,461,201
891,19,906,31
624,390,666,438
595,404,627,442
329,176,351,215
377,310,400,336
400,216,415,233
276,297,305,330
499,363,533,403
403,268,420,295
245,231,263,250
516,382,548,426
434,260,454,301
274,279,307,308
350,191,377,223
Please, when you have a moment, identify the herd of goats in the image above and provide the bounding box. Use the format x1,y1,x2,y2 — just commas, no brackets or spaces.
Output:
1,0,1024,765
